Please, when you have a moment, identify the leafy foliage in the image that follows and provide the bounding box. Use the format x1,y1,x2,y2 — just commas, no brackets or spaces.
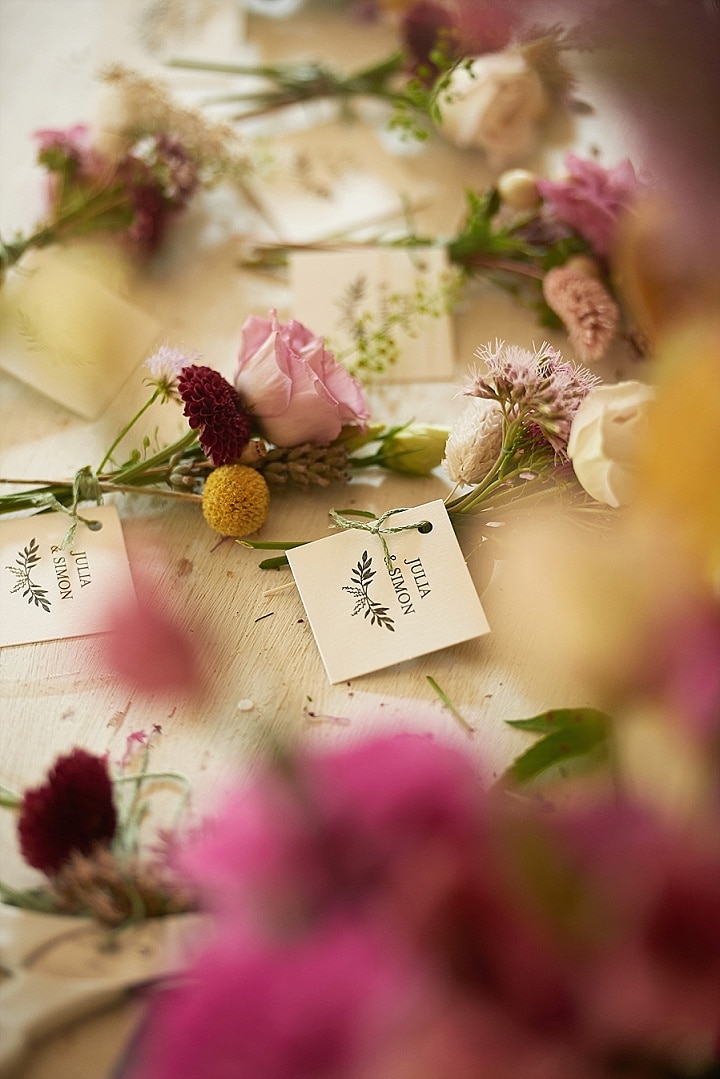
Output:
342,550,395,631
503,708,612,785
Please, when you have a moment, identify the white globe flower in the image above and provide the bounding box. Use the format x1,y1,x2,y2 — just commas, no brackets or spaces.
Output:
444,398,504,486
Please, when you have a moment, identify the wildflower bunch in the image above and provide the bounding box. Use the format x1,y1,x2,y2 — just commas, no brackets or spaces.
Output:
0,326,447,543
244,156,644,366
444,339,600,516
0,64,260,280
0,733,193,927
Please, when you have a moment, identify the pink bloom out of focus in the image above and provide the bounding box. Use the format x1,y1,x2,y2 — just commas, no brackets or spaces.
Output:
537,154,646,259
234,310,370,448
101,596,201,697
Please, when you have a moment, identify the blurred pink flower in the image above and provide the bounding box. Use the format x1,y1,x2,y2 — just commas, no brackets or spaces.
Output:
101,596,200,696
537,154,645,259
134,734,720,1078
131,918,420,1079
234,310,369,448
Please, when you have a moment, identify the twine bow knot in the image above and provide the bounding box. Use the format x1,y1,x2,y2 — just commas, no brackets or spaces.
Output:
329,507,431,571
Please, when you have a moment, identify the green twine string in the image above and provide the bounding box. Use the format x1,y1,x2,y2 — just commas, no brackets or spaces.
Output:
329,507,431,571
26,465,104,547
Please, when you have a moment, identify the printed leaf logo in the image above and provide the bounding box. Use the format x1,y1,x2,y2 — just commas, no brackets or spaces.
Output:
6,538,52,613
342,550,394,631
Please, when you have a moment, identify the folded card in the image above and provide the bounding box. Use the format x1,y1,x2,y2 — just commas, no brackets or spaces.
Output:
0,247,159,419
245,121,432,244
287,499,490,683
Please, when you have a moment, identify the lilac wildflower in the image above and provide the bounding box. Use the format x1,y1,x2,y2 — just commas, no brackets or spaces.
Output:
144,344,201,402
468,340,599,455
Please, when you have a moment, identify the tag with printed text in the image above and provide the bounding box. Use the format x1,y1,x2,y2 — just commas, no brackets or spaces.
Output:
0,505,135,647
287,500,490,683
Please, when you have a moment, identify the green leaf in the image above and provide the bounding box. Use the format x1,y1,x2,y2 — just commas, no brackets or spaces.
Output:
504,711,611,785
507,707,613,734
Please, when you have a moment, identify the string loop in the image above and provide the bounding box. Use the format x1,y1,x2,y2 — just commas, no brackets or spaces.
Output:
329,507,430,571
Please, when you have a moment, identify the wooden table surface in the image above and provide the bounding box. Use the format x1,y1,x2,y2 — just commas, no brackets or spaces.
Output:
0,3,642,1075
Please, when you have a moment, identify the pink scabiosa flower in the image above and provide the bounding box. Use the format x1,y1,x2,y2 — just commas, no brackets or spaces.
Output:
537,154,646,260
17,748,117,875
468,340,599,455
144,344,201,402
178,364,252,466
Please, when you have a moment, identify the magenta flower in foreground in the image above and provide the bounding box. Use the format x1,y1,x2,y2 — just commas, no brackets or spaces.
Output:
537,154,645,258
132,734,720,1078
17,748,117,875
132,918,418,1079
178,364,252,466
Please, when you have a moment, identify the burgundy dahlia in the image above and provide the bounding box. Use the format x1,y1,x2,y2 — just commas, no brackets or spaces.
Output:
18,748,118,875
177,364,252,466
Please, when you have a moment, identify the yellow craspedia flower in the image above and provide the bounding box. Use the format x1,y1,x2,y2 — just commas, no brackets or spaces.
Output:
202,464,270,537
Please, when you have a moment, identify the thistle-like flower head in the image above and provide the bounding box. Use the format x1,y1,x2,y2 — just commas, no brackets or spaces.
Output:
467,340,599,455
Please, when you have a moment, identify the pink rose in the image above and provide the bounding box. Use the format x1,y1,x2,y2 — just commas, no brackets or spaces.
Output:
234,310,370,447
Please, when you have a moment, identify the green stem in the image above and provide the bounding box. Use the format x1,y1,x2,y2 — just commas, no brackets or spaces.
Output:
96,392,159,474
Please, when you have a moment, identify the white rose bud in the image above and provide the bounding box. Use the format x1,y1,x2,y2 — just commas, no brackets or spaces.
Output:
436,51,549,169
444,398,504,486
497,168,541,211
568,381,655,507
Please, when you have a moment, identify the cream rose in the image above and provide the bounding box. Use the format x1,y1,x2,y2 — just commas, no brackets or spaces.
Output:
436,51,549,168
568,381,655,507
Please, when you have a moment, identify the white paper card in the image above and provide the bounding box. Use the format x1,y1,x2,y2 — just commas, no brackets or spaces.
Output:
287,500,490,683
290,247,455,381
0,248,160,419
1,505,136,647
246,123,432,244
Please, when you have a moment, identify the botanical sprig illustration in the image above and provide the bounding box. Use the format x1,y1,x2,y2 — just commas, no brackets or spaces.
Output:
342,550,395,631
6,538,52,613
333,269,462,378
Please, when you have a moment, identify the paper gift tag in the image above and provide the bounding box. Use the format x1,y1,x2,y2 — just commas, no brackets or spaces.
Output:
0,248,160,419
287,500,490,683
1,505,135,647
245,122,432,244
290,247,455,381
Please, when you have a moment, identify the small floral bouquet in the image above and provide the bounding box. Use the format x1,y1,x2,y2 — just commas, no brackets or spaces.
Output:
0,299,654,576
123,730,720,1079
0,66,256,280
246,151,646,368
0,302,653,575
0,731,193,927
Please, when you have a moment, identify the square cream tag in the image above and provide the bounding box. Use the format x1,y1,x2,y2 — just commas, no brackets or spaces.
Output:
290,247,455,381
0,248,160,419
0,505,136,647
287,500,490,683
245,122,432,244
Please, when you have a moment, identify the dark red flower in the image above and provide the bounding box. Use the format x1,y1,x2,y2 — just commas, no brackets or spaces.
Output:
177,364,252,466
18,748,118,875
